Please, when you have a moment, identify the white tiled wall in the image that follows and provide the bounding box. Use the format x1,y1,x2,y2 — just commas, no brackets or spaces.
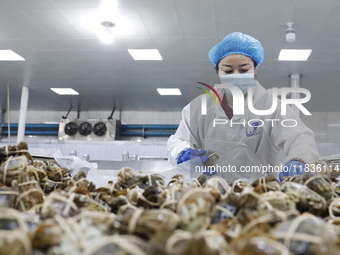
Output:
302,112,340,143
121,111,181,124
4,110,182,125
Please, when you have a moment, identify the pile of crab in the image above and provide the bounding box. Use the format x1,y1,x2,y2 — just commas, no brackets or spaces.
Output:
1,142,340,255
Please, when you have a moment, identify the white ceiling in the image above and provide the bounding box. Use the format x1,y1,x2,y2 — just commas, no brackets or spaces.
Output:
0,0,340,112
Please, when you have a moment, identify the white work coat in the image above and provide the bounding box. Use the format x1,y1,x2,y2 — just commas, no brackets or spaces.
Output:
167,81,320,181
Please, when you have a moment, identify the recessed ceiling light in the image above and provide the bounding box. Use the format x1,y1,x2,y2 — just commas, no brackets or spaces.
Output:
278,49,312,61
128,49,162,60
51,88,79,95
157,88,181,95
0,50,25,61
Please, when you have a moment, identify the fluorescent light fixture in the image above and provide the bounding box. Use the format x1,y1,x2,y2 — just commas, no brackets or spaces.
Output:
51,88,79,95
157,88,181,95
278,49,312,61
128,49,162,60
0,50,25,61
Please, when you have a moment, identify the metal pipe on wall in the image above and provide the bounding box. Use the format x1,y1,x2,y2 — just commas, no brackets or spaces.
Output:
289,74,301,117
17,86,29,143
123,125,178,130
121,131,175,137
3,124,59,129
0,110,5,139
3,130,58,136
2,123,179,137
4,124,178,130
7,85,10,144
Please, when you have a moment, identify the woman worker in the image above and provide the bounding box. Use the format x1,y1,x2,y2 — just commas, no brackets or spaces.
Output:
167,32,320,181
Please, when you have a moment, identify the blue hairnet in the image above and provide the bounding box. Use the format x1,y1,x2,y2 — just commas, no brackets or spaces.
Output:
209,32,264,68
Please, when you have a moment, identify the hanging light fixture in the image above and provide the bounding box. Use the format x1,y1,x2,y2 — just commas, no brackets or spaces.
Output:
285,22,296,43
100,21,115,44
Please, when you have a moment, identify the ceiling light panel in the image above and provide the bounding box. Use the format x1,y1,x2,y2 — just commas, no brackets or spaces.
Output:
51,88,79,95
128,49,162,60
278,49,312,61
0,50,25,61
157,88,181,95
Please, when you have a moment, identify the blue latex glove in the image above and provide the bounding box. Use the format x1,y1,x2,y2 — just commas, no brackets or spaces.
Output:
177,148,208,164
279,160,305,182
177,149,216,176
204,166,217,176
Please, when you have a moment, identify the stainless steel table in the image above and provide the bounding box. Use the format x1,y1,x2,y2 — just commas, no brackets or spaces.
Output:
88,159,173,176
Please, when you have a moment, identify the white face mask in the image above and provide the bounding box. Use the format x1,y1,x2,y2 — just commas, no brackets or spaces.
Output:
220,73,256,94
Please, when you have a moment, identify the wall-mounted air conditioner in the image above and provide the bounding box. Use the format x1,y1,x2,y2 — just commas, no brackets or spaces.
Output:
58,119,121,141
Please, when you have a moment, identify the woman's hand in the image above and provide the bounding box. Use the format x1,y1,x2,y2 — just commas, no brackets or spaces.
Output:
279,160,305,182
177,149,208,164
